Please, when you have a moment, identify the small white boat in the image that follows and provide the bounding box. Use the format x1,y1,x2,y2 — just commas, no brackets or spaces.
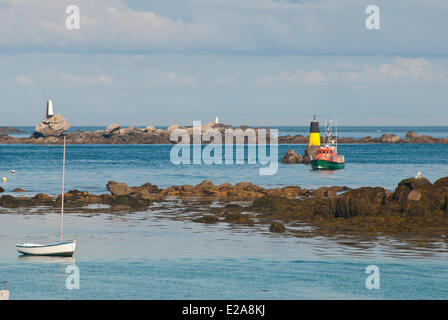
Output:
17,136,77,257
16,241,76,257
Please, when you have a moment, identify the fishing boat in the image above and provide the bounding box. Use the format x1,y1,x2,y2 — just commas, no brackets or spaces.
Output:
310,120,345,170
17,136,76,257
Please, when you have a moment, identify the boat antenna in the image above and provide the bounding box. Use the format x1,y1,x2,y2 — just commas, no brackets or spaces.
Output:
59,135,66,243
335,111,338,150
324,116,327,146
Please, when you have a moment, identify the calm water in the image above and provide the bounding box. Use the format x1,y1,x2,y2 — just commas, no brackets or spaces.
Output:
1,136,448,299
0,143,447,195
0,211,447,299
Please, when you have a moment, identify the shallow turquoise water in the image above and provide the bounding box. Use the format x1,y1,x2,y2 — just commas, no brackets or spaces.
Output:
0,140,448,299
0,212,447,299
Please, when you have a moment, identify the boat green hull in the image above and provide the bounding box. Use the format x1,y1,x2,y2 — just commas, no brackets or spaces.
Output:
310,159,345,170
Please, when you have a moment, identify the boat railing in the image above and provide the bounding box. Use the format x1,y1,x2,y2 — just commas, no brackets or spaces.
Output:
0,281,7,290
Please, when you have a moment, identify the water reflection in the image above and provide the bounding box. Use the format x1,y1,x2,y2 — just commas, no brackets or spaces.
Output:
17,255,75,265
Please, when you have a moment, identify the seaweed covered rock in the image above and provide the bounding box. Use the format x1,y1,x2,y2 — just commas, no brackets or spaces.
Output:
223,212,253,224
0,195,36,208
33,193,55,205
335,187,386,218
193,215,219,223
104,194,152,209
398,177,432,190
55,190,93,207
269,222,286,233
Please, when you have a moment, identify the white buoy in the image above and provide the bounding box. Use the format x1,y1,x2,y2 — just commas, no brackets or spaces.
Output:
11,170,15,174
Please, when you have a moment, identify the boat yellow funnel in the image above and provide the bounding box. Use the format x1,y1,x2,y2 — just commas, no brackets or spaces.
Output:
308,115,321,146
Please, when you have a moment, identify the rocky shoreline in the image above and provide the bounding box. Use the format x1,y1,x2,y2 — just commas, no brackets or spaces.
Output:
1,176,447,237
0,117,446,144
279,131,448,144
0,126,24,134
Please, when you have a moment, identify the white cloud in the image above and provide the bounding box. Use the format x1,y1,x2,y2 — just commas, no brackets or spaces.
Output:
60,73,114,86
0,0,447,55
12,71,114,87
13,74,32,85
143,72,198,87
256,58,448,86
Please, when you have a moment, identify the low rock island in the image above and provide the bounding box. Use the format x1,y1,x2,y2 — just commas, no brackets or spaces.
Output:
1,176,447,237
0,111,446,144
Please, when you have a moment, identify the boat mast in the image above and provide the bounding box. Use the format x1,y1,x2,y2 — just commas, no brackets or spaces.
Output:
59,136,66,243
335,112,338,152
335,119,338,151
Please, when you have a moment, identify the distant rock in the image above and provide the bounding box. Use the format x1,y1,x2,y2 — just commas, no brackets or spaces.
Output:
103,124,120,137
0,186,4,193
0,126,22,134
405,131,439,143
12,188,25,192
379,134,401,143
166,124,179,135
33,114,70,138
281,149,303,164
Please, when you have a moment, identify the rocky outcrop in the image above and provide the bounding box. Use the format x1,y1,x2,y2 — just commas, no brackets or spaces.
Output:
269,222,286,233
277,135,307,144
107,181,163,201
334,187,386,218
106,181,131,196
2,118,448,145
278,132,448,145
281,145,320,165
281,150,303,164
379,134,401,143
303,145,320,163
404,131,445,143
103,124,120,138
2,176,448,236
33,114,70,138
166,124,179,135
0,126,22,134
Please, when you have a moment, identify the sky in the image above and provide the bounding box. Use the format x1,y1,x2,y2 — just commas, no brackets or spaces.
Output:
0,0,447,126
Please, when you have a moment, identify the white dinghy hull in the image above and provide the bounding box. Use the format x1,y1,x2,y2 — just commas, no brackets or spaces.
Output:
16,240,76,257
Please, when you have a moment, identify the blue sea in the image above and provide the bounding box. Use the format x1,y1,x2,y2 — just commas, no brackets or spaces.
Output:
0,126,448,299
